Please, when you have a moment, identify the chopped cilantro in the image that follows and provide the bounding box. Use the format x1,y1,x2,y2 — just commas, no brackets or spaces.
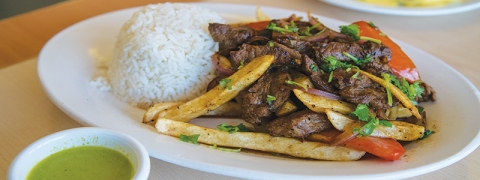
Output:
328,71,333,83
382,73,394,106
266,95,276,104
368,21,377,28
285,80,308,91
419,129,435,140
352,104,371,120
299,23,323,36
208,144,242,152
382,73,425,105
219,78,232,90
343,52,373,65
180,134,200,144
316,27,328,35
237,61,245,70
379,120,392,127
351,104,391,136
418,106,424,114
268,41,274,47
267,22,297,34
351,67,361,79
217,123,251,134
309,64,319,72
339,24,381,44
320,55,358,74
339,24,360,40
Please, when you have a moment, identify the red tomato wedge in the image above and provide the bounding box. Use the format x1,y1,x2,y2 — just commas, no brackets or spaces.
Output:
343,136,405,161
353,21,420,82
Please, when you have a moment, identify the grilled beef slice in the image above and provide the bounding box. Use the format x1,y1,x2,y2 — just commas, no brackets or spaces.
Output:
236,68,292,125
229,43,302,69
266,110,332,139
208,23,255,57
331,69,399,119
314,41,392,63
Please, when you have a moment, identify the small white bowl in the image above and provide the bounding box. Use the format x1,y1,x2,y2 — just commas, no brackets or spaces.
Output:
7,127,150,180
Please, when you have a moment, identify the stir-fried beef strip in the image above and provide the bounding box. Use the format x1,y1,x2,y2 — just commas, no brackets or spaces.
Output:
208,23,255,57
309,73,337,93
229,42,303,69
313,41,392,63
330,69,399,119
207,18,436,138
418,82,437,102
266,110,332,139
236,67,292,125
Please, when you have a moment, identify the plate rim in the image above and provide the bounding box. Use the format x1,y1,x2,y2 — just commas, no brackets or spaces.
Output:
321,0,480,16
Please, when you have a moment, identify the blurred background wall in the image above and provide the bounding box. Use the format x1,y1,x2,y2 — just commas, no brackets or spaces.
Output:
0,0,65,19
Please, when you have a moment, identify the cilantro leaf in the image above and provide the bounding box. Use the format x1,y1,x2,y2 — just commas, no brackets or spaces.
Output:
237,61,245,70
368,21,377,28
339,23,381,44
267,22,297,34
419,129,435,140
379,120,392,127
266,95,276,105
351,104,391,136
382,73,425,105
343,52,373,66
340,24,360,41
321,55,357,73
268,41,274,47
217,123,251,134
351,104,371,121
417,106,424,114
382,73,393,106
309,64,319,72
219,78,232,90
285,80,308,91
180,134,200,144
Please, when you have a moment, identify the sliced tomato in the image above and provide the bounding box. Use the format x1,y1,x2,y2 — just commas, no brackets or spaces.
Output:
343,136,405,161
353,21,420,83
244,20,270,31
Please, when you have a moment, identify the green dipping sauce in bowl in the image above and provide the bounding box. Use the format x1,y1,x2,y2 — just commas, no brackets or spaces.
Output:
27,146,134,180
8,127,150,180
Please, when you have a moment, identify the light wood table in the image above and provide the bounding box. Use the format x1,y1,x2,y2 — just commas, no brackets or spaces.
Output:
1,0,480,179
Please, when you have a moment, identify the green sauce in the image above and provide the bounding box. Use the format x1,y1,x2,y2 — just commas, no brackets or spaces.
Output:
27,146,135,180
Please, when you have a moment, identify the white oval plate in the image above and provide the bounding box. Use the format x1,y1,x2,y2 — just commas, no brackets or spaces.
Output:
38,3,480,180
321,0,480,16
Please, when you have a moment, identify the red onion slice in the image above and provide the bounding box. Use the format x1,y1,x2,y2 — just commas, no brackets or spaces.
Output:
211,53,234,76
306,88,342,100
294,86,342,100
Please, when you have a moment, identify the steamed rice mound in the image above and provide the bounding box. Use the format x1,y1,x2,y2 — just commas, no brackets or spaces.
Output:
107,3,225,108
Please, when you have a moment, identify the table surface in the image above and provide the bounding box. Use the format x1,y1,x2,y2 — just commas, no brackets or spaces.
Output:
1,0,480,179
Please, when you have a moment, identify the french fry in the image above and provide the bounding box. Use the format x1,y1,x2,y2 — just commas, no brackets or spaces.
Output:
325,110,425,141
357,70,422,119
290,71,355,114
155,118,365,161
275,100,298,117
203,101,242,117
293,89,356,114
150,55,274,123
143,101,242,123
386,105,412,120
143,102,183,123
255,6,271,21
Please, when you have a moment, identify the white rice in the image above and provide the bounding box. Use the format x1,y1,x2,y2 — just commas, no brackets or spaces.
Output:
102,3,225,109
